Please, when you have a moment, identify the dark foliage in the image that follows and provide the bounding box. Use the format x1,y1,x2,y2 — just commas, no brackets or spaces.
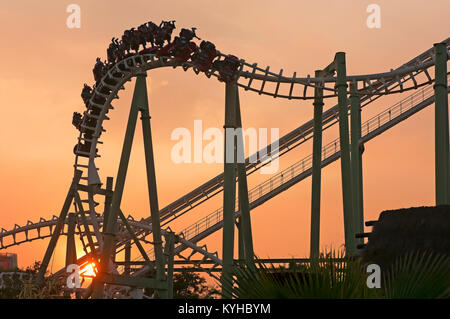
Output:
172,271,219,299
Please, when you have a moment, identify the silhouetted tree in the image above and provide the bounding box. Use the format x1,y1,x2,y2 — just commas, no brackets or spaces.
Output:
173,270,219,299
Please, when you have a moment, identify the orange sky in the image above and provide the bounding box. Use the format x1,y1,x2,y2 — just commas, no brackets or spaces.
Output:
0,0,449,272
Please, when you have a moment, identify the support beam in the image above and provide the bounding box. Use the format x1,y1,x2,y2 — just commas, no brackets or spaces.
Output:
64,212,77,298
103,177,115,263
36,170,82,286
350,83,364,248
92,74,142,298
235,90,254,266
74,192,97,254
124,241,131,275
433,43,449,205
335,52,356,256
164,232,175,299
103,177,114,229
310,70,324,266
118,209,152,265
221,82,238,299
138,72,166,298
65,213,77,267
237,218,245,261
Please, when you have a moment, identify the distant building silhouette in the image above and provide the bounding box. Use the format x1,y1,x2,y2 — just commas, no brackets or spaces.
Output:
0,253,17,271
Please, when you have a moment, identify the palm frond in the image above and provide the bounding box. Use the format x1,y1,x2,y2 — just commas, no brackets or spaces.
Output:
383,250,450,299
223,249,382,299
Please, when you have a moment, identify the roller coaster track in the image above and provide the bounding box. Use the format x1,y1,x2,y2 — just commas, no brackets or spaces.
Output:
74,36,449,190
0,67,444,251
2,77,447,278
0,25,448,279
82,37,450,255
74,37,448,241
128,80,449,275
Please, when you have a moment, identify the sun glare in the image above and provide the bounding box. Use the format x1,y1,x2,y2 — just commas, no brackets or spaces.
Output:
80,262,97,278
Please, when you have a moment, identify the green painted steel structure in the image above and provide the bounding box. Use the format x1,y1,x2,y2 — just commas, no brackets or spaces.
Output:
138,73,167,297
26,31,448,299
350,83,364,248
221,82,254,298
310,70,324,265
335,52,357,256
35,170,82,286
433,43,450,205
164,232,175,299
64,213,77,298
235,91,255,266
221,82,239,298
92,73,167,298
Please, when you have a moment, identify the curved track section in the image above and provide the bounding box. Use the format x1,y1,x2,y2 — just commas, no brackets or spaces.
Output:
74,25,449,192
71,24,449,252
77,37,450,257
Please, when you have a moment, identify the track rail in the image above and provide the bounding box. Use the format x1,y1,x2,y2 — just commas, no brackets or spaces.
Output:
1,40,448,250
97,38,450,252
130,79,449,275
68,33,449,256
1,70,447,279
73,35,449,194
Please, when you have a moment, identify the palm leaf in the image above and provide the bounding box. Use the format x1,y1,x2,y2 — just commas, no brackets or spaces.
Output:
222,249,382,299
383,250,450,299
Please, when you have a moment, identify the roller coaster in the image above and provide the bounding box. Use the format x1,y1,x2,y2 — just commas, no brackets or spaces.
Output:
0,20,449,299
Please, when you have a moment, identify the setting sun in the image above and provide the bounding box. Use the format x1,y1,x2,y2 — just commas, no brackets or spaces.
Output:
80,263,97,278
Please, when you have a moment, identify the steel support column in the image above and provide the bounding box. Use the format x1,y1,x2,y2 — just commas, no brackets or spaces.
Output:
310,70,324,266
103,177,115,263
36,170,82,286
237,218,245,261
221,82,238,298
335,52,356,256
124,241,131,275
92,74,142,298
433,43,449,205
350,83,364,248
64,212,77,298
235,89,254,266
65,213,77,267
103,177,114,229
164,232,175,299
138,72,166,298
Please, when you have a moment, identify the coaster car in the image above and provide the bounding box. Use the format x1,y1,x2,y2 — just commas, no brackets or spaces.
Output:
139,46,159,55
72,112,83,130
213,55,241,83
192,41,217,72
